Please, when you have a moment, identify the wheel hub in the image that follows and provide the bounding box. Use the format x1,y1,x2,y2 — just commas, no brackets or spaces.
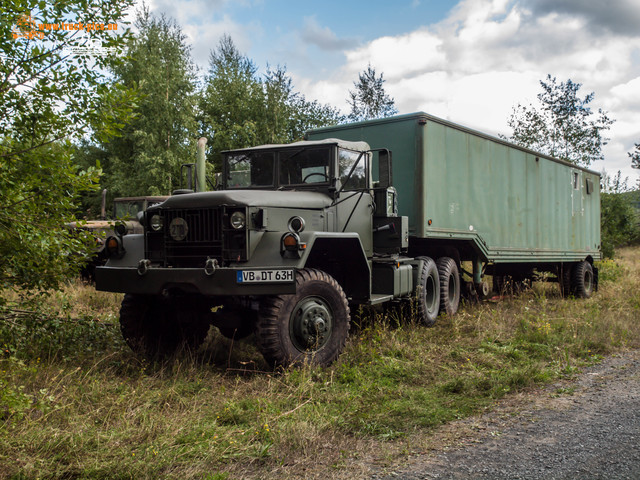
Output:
290,297,333,351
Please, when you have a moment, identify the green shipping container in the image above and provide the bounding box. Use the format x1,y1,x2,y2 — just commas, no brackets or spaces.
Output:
307,112,601,264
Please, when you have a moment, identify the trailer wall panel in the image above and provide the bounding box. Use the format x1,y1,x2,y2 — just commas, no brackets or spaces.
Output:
307,112,601,263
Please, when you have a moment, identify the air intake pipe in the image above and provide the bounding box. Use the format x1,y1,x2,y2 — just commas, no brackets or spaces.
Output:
196,137,207,192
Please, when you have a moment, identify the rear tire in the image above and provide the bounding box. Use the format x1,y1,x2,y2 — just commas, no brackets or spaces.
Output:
437,257,460,316
414,256,440,326
571,261,594,298
256,269,350,367
119,294,210,360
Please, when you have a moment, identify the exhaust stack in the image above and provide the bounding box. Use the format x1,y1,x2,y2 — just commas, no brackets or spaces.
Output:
196,137,207,192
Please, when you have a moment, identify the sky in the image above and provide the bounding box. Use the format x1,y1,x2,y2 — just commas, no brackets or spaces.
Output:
137,0,640,184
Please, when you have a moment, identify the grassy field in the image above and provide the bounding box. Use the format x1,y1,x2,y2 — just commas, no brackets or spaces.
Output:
1,248,639,479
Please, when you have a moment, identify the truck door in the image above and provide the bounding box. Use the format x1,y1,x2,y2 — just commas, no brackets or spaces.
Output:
335,149,374,257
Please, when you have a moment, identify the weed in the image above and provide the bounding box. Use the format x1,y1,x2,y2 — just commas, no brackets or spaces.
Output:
1,249,639,479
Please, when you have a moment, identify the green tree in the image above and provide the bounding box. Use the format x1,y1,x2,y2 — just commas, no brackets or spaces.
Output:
600,170,639,257
505,75,614,167
601,170,630,194
0,0,134,292
200,36,343,171
600,193,640,258
81,8,199,199
347,64,398,122
199,35,263,170
261,64,344,144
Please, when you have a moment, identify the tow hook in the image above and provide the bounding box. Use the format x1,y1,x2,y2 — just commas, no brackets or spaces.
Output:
204,258,219,276
137,259,151,276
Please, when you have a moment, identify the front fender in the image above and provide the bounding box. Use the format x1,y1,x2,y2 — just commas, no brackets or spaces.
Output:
105,234,145,267
302,233,371,303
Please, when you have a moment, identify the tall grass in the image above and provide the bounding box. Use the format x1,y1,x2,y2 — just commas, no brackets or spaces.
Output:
1,249,639,479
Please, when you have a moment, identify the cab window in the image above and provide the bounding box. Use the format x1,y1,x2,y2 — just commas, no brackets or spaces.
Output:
339,148,367,190
279,147,330,186
226,152,274,188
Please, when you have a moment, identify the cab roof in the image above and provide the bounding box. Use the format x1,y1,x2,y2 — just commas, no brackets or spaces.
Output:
223,138,371,154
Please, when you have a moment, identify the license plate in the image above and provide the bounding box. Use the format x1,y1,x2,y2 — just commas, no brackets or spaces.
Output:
237,269,294,284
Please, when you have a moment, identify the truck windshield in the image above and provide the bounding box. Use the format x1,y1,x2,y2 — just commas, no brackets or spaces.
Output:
226,151,275,188
114,200,144,218
279,147,330,186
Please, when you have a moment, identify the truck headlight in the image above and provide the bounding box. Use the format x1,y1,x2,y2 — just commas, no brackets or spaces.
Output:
230,211,246,230
150,214,163,231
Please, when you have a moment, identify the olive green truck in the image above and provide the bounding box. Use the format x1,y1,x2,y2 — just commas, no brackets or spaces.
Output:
96,112,601,367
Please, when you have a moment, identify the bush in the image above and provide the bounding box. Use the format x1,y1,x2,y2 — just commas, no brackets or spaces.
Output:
601,192,640,258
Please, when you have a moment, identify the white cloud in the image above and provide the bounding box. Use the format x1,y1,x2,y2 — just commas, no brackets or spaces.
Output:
295,0,640,180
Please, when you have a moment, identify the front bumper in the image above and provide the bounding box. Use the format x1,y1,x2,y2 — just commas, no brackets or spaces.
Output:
95,266,296,296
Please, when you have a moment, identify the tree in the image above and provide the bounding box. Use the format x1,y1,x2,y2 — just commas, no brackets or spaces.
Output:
347,64,398,122
505,75,614,167
601,192,640,258
200,36,343,170
0,0,134,292
599,169,639,257
629,143,640,170
199,35,263,170
261,64,344,144
601,170,630,194
79,8,199,200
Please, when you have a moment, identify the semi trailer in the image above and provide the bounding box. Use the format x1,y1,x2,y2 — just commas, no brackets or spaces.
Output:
96,112,600,367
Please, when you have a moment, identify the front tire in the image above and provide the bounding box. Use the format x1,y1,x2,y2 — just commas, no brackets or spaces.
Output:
256,269,350,367
119,294,210,360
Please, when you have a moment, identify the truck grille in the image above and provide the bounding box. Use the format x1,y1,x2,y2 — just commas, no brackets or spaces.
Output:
147,208,223,267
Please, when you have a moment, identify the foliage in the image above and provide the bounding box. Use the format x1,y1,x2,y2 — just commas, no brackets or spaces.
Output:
0,0,134,292
600,192,640,258
505,75,613,166
199,36,343,171
629,142,640,175
347,63,398,122
2,248,640,478
199,34,263,169
78,7,199,203
601,169,630,194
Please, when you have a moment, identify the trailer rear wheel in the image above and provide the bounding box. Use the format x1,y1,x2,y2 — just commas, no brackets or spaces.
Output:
414,256,440,326
571,261,594,298
119,294,210,360
437,257,460,316
256,269,350,367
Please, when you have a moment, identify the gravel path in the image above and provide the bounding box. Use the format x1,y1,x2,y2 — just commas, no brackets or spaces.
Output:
373,350,640,480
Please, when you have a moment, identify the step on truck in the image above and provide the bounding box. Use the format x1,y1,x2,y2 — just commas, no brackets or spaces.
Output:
96,112,601,367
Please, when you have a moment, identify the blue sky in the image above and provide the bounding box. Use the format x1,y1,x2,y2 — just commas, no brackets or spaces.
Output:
139,0,640,183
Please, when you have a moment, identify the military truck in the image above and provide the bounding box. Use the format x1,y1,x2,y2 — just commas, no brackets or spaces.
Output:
96,112,601,367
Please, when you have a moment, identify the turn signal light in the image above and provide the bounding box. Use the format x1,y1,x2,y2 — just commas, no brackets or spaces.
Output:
283,234,298,248
281,232,306,258
104,235,125,259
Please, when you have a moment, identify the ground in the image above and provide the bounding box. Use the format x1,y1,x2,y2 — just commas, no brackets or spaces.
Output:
370,350,640,479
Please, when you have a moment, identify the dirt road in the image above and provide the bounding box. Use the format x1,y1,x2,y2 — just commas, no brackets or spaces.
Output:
372,350,640,480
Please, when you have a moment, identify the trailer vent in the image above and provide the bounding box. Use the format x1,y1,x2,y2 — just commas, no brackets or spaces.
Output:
586,178,594,195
